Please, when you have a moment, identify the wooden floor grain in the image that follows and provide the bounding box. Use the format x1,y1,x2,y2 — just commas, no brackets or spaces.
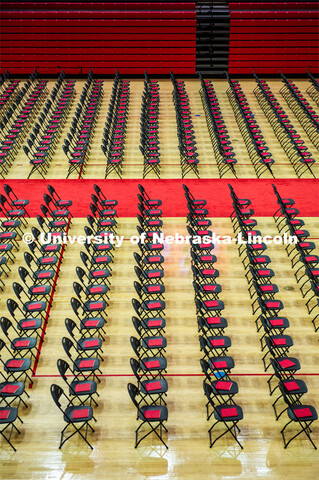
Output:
0,216,318,479
5,78,319,180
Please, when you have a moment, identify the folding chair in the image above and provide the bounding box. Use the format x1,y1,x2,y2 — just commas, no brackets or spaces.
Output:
130,357,167,407
0,370,30,408
50,384,96,449
208,404,244,449
62,336,102,381
0,338,33,385
0,406,22,451
281,404,317,449
57,358,99,407
65,317,103,361
127,383,168,449
203,381,238,420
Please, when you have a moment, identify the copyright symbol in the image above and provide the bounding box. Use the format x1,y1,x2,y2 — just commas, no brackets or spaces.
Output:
23,233,34,244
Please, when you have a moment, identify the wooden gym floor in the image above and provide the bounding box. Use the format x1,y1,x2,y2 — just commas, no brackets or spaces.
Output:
4,78,319,180
0,76,318,479
0,215,318,479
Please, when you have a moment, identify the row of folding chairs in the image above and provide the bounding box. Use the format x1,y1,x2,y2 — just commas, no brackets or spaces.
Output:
102,71,130,179
253,73,316,179
51,184,117,449
279,72,319,150
199,73,237,178
183,184,244,449
0,70,37,141
0,73,47,178
139,71,160,178
229,184,318,449
272,184,319,331
128,184,168,449
24,73,76,178
170,71,200,178
226,73,275,178
0,79,20,118
0,184,30,290
306,71,319,108
0,185,72,451
63,71,103,178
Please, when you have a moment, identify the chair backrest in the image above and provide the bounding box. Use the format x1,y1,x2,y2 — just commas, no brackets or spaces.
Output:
0,316,11,337
130,357,140,381
76,266,86,284
127,382,140,410
131,298,141,317
43,193,53,208
200,358,211,382
50,383,64,409
57,358,70,383
90,203,98,217
31,226,41,240
133,252,142,265
80,251,89,268
91,194,99,206
133,281,142,299
12,282,25,300
93,184,103,199
24,252,35,269
137,184,146,198
86,214,95,229
28,241,37,255
84,225,93,238
62,336,74,359
73,281,83,299
18,266,30,285
70,297,81,318
203,381,214,403
36,215,46,230
6,298,19,318
130,336,140,357
40,204,50,218
3,184,13,198
131,316,142,336
0,338,6,352
65,317,77,338
134,266,143,283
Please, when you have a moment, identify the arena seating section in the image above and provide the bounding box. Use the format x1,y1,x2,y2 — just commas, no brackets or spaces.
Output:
229,1,319,75
0,2,196,75
1,1,318,76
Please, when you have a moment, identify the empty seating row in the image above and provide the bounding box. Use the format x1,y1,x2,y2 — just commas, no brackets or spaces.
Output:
171,71,199,178
279,72,319,150
230,184,318,449
184,184,244,449
129,184,168,449
0,185,72,451
0,79,20,118
253,73,316,178
51,184,118,449
199,73,237,178
139,71,160,178
102,71,130,179
63,71,103,178
24,71,76,178
226,74,275,178
0,72,47,178
272,184,319,332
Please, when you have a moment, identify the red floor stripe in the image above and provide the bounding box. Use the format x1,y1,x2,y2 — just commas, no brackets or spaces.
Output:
0,178,318,217
29,217,72,388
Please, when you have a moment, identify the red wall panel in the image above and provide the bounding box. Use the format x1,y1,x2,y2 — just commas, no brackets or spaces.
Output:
229,1,319,74
0,1,196,75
